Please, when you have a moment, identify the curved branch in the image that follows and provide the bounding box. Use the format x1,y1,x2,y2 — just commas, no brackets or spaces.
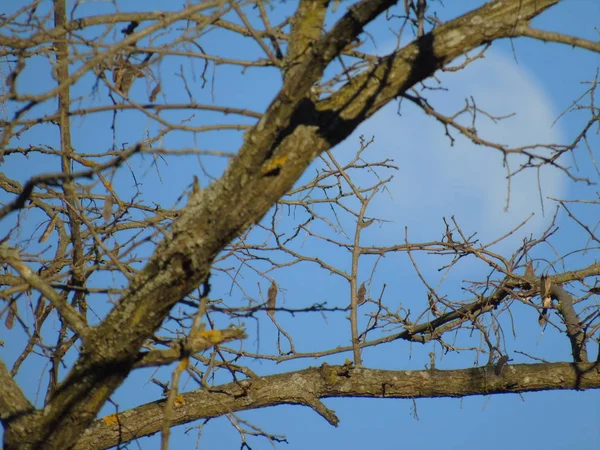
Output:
516,26,600,53
74,362,600,450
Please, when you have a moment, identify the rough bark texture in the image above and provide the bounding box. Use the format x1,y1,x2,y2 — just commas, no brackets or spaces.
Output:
75,362,600,450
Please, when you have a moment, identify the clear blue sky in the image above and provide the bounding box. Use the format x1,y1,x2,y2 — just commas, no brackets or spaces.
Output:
1,1,599,449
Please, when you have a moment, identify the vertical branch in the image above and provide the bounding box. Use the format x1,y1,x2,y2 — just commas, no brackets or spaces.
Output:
284,0,329,82
325,150,366,366
552,284,589,363
53,1,84,290
51,0,86,401
349,198,372,367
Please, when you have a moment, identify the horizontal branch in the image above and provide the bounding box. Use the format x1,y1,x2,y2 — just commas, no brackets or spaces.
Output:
516,26,600,53
0,6,280,52
3,103,263,127
75,362,600,450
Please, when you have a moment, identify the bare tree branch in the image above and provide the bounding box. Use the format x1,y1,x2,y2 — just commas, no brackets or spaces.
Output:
516,26,600,53
74,362,600,450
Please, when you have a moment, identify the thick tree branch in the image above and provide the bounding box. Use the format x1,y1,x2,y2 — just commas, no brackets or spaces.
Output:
552,284,588,362
285,0,330,81
0,360,34,426
317,0,561,124
74,362,600,450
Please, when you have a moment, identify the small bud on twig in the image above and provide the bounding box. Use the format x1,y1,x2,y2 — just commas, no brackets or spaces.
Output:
267,280,278,318
538,274,552,326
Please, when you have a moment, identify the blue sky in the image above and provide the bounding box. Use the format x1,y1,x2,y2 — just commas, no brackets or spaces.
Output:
1,0,599,449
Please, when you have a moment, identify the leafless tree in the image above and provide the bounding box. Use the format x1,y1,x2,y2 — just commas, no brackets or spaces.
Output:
1,1,599,449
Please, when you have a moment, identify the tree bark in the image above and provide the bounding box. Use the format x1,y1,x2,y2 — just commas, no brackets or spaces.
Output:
75,362,600,450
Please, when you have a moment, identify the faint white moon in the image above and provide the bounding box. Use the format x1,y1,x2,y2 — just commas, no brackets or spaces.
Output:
343,49,566,245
